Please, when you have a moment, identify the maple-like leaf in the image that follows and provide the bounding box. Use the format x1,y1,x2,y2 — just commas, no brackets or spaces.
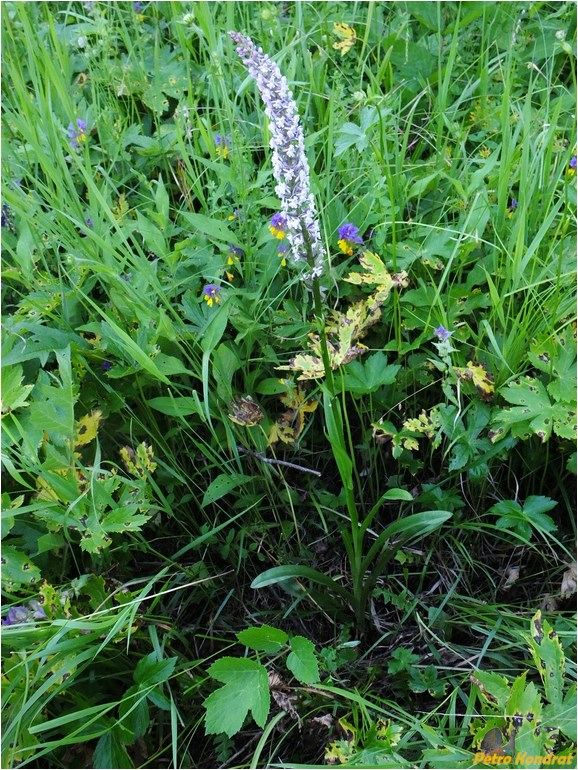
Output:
489,376,577,443
204,657,270,737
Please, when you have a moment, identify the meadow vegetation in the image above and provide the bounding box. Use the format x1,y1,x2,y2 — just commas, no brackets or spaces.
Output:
1,2,576,767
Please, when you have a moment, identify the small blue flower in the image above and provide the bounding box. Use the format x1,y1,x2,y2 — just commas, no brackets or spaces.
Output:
2,606,29,626
337,223,364,255
269,213,287,239
434,325,452,342
67,118,88,150
203,284,222,307
215,135,231,158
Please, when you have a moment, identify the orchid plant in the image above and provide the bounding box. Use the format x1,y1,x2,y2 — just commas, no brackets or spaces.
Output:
229,32,450,631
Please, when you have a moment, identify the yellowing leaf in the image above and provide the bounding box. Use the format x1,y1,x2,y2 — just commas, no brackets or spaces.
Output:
332,22,357,56
454,361,494,401
278,257,407,381
120,442,157,478
403,410,437,438
75,409,103,448
268,383,318,445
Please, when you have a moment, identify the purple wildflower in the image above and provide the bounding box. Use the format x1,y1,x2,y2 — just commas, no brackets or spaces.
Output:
2,606,29,626
102,360,112,372
434,325,452,342
269,213,287,239
215,135,231,159
28,600,46,620
337,223,363,255
203,284,222,307
1,204,13,228
133,1,143,11
229,32,325,276
278,242,289,266
570,156,577,170
228,244,244,264
67,118,88,150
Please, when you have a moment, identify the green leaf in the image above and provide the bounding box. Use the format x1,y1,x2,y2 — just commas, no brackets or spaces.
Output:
524,610,565,709
286,636,320,684
251,565,353,603
135,212,167,256
133,653,177,687
118,685,150,742
1,365,34,413
92,726,132,769
1,545,42,590
489,497,557,540
470,670,512,711
204,657,270,737
505,672,544,762
201,303,230,353
237,625,289,654
181,212,242,247
202,473,253,507
341,353,400,395
146,395,203,417
490,377,577,443
543,685,577,741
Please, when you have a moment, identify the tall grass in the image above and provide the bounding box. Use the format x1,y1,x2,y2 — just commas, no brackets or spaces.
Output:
2,2,576,767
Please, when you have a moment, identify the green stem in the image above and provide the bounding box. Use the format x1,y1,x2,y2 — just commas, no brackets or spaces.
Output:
303,229,365,630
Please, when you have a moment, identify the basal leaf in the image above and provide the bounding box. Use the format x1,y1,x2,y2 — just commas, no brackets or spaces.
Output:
201,473,253,507
286,636,320,684
204,657,270,737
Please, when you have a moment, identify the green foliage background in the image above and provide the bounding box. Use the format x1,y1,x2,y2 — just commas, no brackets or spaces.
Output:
1,1,576,767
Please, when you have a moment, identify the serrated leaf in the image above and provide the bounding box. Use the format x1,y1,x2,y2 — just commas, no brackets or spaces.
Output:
237,625,289,653
1,365,34,414
133,653,177,687
341,352,400,395
470,670,511,711
453,361,494,401
204,657,270,737
286,636,320,684
524,610,565,709
490,377,577,443
92,726,132,769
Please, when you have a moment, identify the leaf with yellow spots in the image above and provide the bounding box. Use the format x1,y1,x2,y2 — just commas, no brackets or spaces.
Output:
268,383,318,445
74,409,103,448
120,441,157,478
344,251,409,298
454,361,494,401
403,410,437,438
332,22,357,56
